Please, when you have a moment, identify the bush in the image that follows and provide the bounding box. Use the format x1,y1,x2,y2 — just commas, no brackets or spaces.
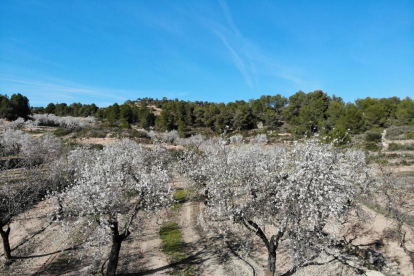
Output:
54,128,74,137
129,130,149,139
120,120,131,129
86,144,104,150
88,130,107,138
364,142,381,151
386,126,414,140
388,143,400,151
365,132,382,143
388,142,414,151
269,131,279,139
174,189,187,203
325,127,351,146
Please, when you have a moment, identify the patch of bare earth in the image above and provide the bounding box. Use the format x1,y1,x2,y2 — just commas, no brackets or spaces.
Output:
176,201,256,276
0,201,76,276
171,177,256,276
75,137,118,146
342,206,414,276
117,214,171,276
0,201,172,276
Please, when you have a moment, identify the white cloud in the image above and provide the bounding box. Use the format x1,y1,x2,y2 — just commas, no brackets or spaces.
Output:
214,31,253,89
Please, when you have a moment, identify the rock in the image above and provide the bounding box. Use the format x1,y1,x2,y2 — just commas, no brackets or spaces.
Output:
386,261,398,267
365,248,387,269
365,270,386,276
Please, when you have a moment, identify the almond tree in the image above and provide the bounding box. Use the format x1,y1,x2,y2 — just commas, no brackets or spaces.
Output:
177,134,205,149
0,131,63,259
162,130,179,144
48,139,174,276
0,172,36,259
30,114,94,129
10,117,25,129
229,134,243,144
250,133,268,144
0,128,31,157
182,139,371,275
376,166,414,271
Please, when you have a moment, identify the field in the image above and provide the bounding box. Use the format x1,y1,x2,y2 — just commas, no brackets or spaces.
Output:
1,120,413,276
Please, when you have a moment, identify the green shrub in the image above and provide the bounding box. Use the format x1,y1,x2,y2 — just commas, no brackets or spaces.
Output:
364,142,381,151
54,128,73,137
130,130,149,138
269,131,279,138
65,142,82,150
87,144,104,150
120,121,131,129
387,126,414,140
388,143,414,151
88,130,107,138
365,132,382,143
388,143,400,151
174,189,187,203
325,127,351,146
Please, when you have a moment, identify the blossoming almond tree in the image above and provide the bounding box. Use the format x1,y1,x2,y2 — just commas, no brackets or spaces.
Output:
376,166,414,271
48,139,174,276
182,139,371,275
0,131,64,259
229,134,243,144
30,114,95,130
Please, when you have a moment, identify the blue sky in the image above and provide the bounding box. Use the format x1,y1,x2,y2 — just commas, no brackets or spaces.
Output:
0,0,413,107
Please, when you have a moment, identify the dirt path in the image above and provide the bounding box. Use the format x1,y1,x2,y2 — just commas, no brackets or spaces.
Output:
170,174,259,276
117,215,171,276
176,201,256,276
381,129,389,152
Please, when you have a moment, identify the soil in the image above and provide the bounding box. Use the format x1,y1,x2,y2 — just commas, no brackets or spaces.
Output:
342,206,414,276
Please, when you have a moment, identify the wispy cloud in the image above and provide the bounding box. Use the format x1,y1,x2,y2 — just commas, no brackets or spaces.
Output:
214,31,253,88
1,77,127,102
213,0,255,89
218,0,240,36
0,76,190,107
195,0,319,92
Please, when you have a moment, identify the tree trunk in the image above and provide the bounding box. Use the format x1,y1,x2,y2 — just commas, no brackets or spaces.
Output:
0,226,12,260
106,232,124,276
106,219,131,276
266,234,277,276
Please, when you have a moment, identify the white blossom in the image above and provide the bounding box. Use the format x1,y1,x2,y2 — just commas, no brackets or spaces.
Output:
229,134,243,144
10,117,25,129
181,138,372,273
30,114,94,130
47,139,174,274
250,133,268,144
